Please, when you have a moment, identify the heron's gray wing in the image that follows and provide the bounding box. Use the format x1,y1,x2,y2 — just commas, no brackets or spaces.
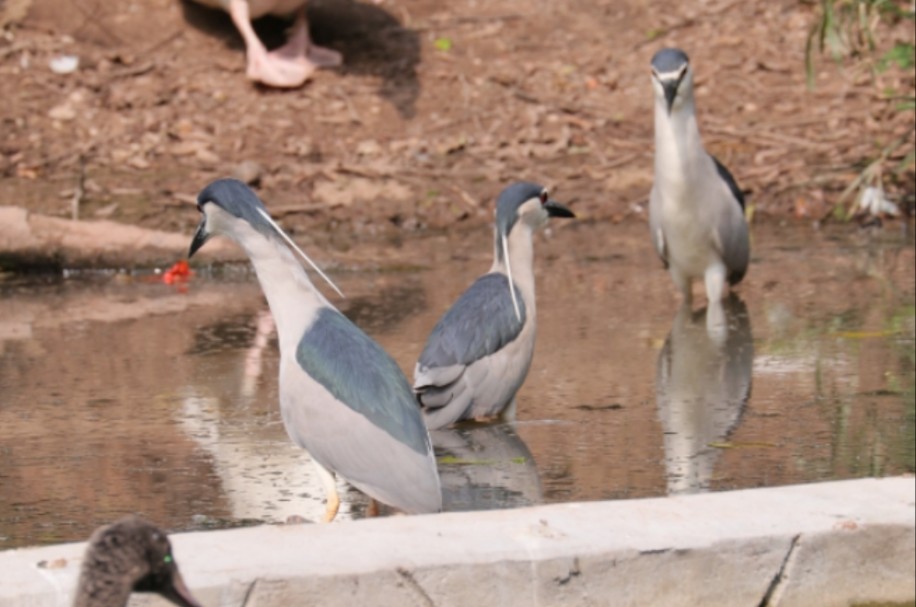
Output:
296,308,431,457
283,337,441,512
710,155,746,210
417,273,526,371
648,186,669,268
710,155,750,285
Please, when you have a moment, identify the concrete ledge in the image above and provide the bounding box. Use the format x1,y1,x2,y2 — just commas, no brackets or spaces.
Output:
1,477,913,607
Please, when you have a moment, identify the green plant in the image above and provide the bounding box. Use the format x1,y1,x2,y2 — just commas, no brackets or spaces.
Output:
805,0,915,218
807,0,915,78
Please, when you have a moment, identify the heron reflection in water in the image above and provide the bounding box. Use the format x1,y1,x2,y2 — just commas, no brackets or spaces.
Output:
431,422,542,512
655,295,754,495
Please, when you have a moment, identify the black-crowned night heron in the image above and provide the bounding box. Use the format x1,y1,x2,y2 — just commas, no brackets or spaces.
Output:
413,182,575,429
189,178,442,521
74,515,200,607
649,47,750,305
191,0,342,87
656,296,754,495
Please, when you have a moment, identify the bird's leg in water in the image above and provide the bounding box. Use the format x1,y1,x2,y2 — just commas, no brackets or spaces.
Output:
671,268,694,308
500,397,518,423
315,462,340,522
323,493,340,523
366,499,380,518
704,263,727,303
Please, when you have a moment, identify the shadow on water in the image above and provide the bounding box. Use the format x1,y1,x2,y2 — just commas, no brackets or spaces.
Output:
0,222,913,548
339,280,427,334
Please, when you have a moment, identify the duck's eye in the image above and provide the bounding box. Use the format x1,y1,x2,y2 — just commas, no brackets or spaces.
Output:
163,554,173,564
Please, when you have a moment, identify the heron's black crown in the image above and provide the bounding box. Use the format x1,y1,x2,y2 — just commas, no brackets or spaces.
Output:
651,47,689,73
496,181,546,238
198,178,275,235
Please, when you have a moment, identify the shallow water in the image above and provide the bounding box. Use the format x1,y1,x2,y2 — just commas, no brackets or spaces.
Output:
1,221,913,548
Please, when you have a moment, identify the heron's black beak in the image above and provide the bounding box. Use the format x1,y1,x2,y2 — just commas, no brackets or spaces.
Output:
545,200,575,218
188,216,210,259
663,80,679,115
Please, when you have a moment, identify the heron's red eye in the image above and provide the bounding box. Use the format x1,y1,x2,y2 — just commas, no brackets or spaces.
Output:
539,191,548,205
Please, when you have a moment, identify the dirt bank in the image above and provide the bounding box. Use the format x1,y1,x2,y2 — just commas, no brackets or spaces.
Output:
0,0,913,268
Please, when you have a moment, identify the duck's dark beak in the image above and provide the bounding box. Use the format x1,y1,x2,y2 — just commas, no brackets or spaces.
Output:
545,200,575,218
188,217,210,259
159,568,203,607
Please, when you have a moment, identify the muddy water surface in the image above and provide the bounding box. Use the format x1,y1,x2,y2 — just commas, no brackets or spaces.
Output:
1,221,913,548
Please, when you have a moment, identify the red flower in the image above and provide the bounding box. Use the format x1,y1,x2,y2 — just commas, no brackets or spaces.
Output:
163,260,193,285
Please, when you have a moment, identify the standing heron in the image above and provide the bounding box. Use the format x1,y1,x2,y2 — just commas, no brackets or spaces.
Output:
189,179,441,521
413,182,575,429
649,47,750,305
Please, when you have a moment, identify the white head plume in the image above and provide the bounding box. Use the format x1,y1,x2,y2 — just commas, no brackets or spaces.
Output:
255,207,345,299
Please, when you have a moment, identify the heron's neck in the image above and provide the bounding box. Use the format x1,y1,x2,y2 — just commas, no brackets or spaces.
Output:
492,226,537,308
654,97,705,198
233,231,327,352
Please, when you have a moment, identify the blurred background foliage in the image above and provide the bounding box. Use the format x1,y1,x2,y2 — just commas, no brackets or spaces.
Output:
806,0,915,219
